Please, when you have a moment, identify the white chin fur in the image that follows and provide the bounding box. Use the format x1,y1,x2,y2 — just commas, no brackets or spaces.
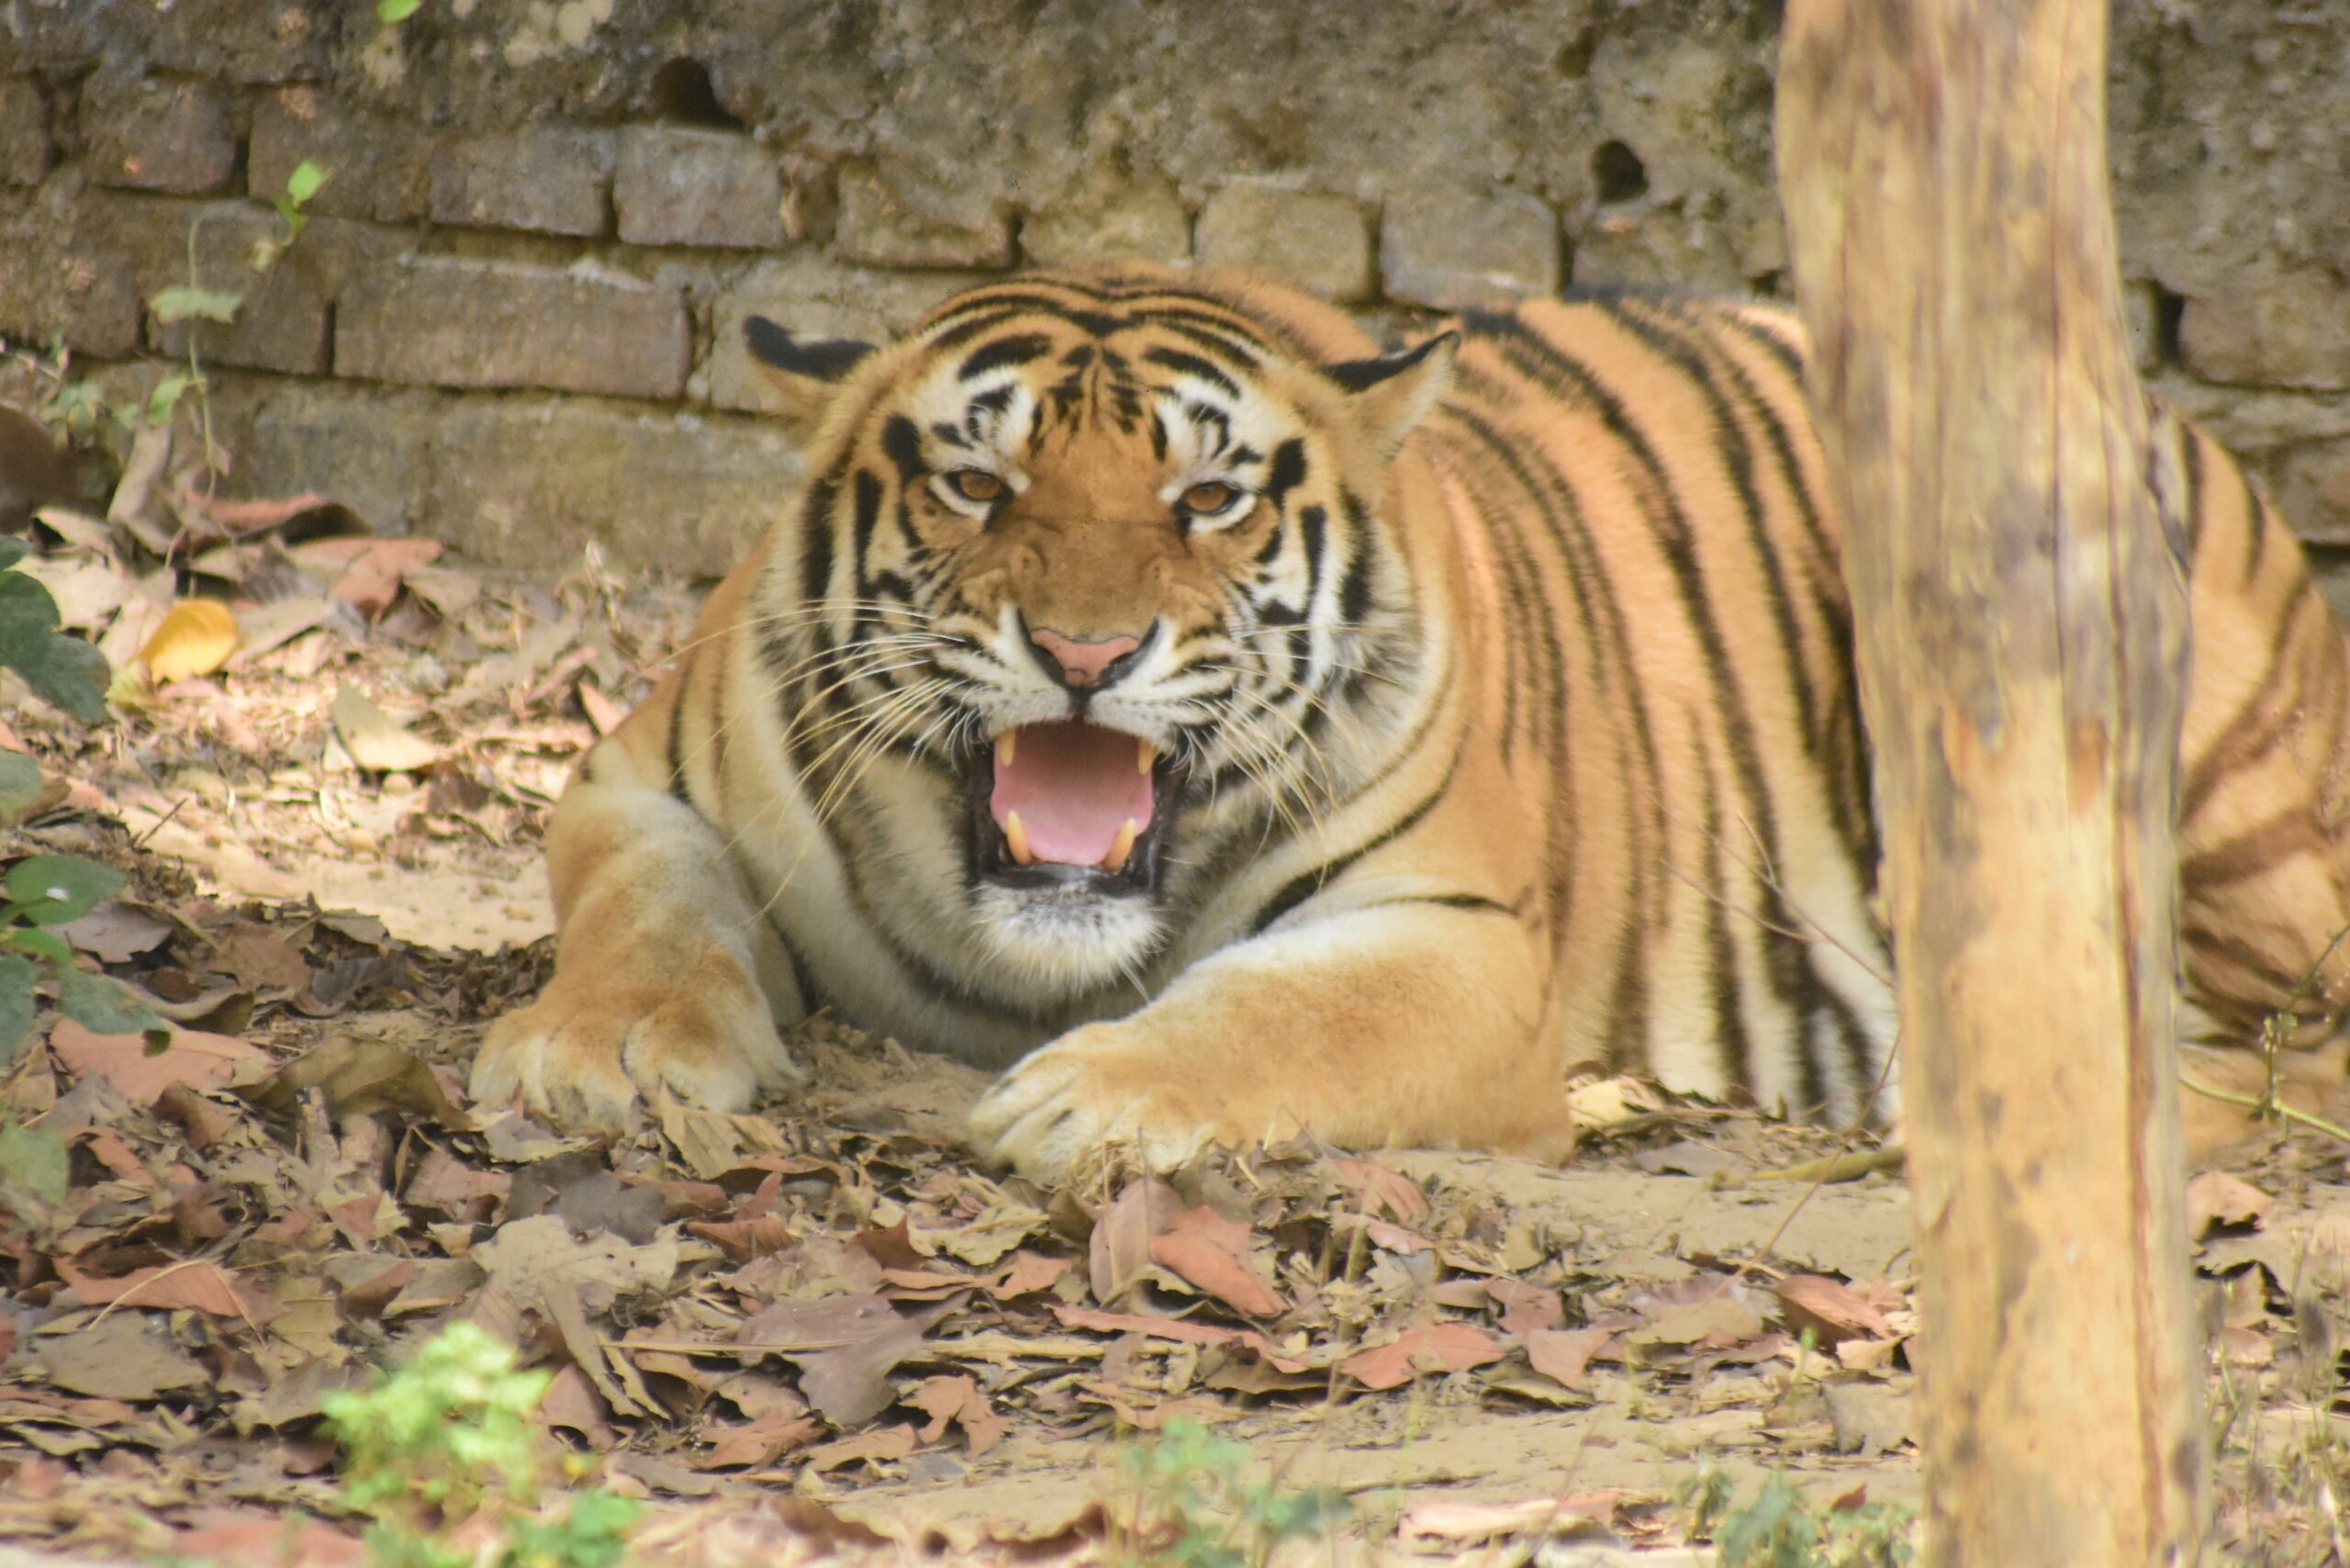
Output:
971,880,1166,994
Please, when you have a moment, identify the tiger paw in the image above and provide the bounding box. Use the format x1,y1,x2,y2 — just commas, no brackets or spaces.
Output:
468,952,802,1133
968,1024,1241,1182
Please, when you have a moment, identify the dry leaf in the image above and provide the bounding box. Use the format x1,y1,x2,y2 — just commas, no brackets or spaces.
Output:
1341,1324,1505,1390
1090,1176,1177,1302
55,902,175,964
241,1036,475,1132
737,1294,959,1428
1774,1274,1895,1347
2187,1170,2272,1238
28,1313,208,1401
1331,1158,1430,1224
578,679,626,735
1148,1206,1284,1318
329,684,440,772
57,1258,280,1325
804,1423,917,1473
328,539,443,619
49,1019,267,1103
906,1373,1007,1456
1524,1327,1617,1391
138,600,240,683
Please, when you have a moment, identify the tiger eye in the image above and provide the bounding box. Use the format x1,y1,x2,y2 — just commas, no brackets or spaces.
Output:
1181,481,1238,514
948,470,1005,504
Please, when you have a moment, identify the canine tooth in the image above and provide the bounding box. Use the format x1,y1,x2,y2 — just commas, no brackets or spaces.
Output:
997,729,1017,768
1004,811,1035,867
1136,737,1156,774
1101,818,1140,874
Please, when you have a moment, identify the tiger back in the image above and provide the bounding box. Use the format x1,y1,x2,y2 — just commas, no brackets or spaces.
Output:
469,264,2350,1176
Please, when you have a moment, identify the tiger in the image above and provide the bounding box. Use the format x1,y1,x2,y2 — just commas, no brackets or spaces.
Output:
468,263,2350,1180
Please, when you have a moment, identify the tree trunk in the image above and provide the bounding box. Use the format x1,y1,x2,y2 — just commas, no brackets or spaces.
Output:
1774,3,2206,1563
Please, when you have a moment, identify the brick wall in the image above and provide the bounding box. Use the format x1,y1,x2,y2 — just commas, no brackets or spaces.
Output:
2,0,2347,595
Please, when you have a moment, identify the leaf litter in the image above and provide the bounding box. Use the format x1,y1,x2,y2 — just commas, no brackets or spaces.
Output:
0,375,2341,1564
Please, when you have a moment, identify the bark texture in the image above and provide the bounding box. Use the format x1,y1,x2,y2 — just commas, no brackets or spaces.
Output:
1774,2,2207,1562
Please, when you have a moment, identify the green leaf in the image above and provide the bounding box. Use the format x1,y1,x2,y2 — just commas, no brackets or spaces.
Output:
285,159,330,207
59,969,170,1046
147,372,196,428
149,284,244,325
377,0,421,20
0,570,110,721
4,926,73,966
5,854,124,925
0,953,34,1065
0,1118,67,1204
0,751,46,827
0,539,28,571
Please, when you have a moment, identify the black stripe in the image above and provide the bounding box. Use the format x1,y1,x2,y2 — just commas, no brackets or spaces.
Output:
799,478,838,603
1143,346,1242,397
851,470,883,572
1266,439,1308,511
1250,737,1466,936
1363,892,1518,917
959,332,1054,380
880,417,924,481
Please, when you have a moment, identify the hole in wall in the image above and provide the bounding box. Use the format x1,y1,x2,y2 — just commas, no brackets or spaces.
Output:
2153,284,2186,366
1592,140,1648,206
649,58,743,130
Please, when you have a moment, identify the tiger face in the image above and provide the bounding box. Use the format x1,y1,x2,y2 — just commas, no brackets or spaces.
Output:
752,276,1454,993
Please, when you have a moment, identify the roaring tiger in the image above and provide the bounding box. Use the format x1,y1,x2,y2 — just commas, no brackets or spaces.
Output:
469,264,2350,1179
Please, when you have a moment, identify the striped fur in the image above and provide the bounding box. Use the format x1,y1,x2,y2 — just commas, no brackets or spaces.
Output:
470,265,2350,1176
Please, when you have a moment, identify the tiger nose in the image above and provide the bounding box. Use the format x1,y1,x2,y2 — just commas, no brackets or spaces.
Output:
1027,627,1144,689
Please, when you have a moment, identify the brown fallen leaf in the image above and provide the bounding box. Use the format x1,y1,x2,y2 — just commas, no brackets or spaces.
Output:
473,1215,683,1417
54,902,176,964
1486,1278,1565,1336
1148,1205,1284,1318
1091,1176,1178,1303
1052,1305,1308,1372
737,1294,961,1428
1524,1327,1618,1392
703,1408,823,1469
241,1035,475,1132
28,1312,209,1401
213,921,313,991
57,1258,281,1326
49,1019,267,1103
1774,1274,1896,1347
329,684,440,772
1340,1323,1505,1390
1332,1157,1431,1225
2186,1170,2272,1238
577,678,627,736
906,1372,1007,1457
327,538,443,620
803,1423,918,1474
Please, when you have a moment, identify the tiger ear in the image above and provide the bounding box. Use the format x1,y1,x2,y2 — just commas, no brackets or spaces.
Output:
744,316,876,432
1325,331,1459,455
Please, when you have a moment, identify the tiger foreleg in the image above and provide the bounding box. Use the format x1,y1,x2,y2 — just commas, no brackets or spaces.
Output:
468,753,805,1131
969,902,1562,1182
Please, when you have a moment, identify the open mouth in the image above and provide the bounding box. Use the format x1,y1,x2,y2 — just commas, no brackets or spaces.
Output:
966,720,1182,896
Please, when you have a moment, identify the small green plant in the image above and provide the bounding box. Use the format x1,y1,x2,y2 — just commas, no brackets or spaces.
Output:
1108,1417,1348,1568
321,1322,638,1568
1680,1464,1916,1568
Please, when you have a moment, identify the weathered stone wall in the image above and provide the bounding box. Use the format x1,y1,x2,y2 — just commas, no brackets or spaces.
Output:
1,0,2346,590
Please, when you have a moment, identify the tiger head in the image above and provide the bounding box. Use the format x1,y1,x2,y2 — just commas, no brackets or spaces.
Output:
746,268,1456,991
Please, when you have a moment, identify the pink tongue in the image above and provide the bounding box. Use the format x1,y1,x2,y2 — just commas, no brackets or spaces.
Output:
990,722,1155,866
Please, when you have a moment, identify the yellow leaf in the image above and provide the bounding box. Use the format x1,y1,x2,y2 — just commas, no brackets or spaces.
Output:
137,599,240,683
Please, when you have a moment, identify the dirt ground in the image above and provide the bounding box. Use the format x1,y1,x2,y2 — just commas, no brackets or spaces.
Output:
0,448,2344,1565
